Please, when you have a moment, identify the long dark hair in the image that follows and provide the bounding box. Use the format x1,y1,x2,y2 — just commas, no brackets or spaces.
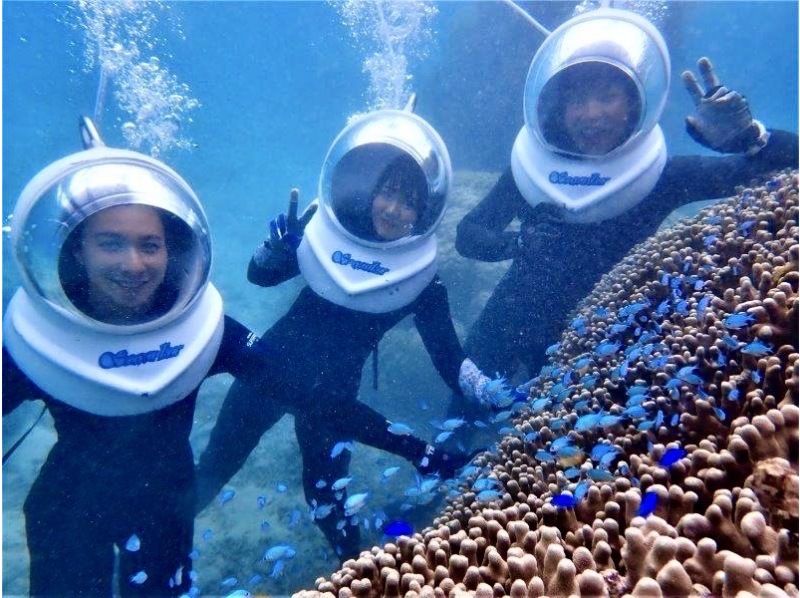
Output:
58,205,193,324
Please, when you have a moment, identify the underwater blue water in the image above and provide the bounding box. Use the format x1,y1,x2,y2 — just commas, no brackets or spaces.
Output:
3,1,798,595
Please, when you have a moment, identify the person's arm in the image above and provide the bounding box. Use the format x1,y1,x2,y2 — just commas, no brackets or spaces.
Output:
661,56,799,209
2,347,42,415
657,129,798,210
455,168,526,262
412,278,467,394
195,316,281,512
247,188,317,287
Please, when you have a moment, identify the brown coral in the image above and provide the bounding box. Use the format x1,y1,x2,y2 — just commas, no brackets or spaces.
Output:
299,173,799,598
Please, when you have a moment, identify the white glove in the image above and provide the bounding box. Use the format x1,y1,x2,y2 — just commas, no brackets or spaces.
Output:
459,358,515,408
459,358,490,403
682,57,769,156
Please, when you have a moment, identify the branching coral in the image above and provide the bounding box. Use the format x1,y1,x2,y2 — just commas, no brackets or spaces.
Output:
296,172,799,598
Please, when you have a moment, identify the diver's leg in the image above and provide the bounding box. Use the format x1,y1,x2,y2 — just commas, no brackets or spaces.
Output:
117,474,194,597
195,378,284,512
294,413,362,561
25,470,114,597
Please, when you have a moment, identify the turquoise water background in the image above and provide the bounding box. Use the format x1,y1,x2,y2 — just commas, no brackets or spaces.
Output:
3,1,798,595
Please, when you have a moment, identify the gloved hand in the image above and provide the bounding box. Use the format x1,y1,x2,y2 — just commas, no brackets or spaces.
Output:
459,358,515,408
682,57,769,155
417,444,480,479
268,188,318,252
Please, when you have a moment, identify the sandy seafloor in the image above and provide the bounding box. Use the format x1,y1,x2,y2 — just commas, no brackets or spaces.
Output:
1,169,714,597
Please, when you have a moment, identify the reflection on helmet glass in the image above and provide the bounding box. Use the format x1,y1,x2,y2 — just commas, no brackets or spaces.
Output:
538,62,642,157
330,144,430,243
59,204,194,325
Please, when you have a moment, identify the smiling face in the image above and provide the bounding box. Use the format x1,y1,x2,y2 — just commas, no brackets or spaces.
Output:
563,79,634,155
75,204,168,322
371,179,420,241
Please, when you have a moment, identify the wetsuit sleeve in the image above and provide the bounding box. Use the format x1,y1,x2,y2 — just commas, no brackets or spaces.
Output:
247,241,301,287
2,347,44,415
455,168,526,262
208,316,276,385
413,278,467,395
655,129,798,211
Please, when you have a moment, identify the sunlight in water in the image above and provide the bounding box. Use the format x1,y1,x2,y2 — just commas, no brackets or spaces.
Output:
68,0,199,156
330,0,438,112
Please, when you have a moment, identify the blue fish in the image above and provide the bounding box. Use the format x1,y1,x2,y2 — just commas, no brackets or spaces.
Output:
202,529,213,542
738,220,756,236
535,450,556,463
591,443,616,460
383,519,414,536
564,467,581,480
523,431,540,443
552,493,577,509
550,436,573,452
714,407,726,421
655,299,670,316
330,441,354,459
598,449,617,469
609,323,629,335
654,411,664,428
575,413,602,431
531,398,551,413
729,388,740,401
125,534,141,552
619,301,650,318
750,369,762,384
703,235,718,248
269,560,285,579
741,340,772,357
314,479,326,489
218,489,236,506
659,447,687,467
721,335,740,349
220,577,239,587
476,489,502,501
257,495,268,509
594,306,609,318
600,415,622,428
675,300,689,316
388,422,414,436
557,446,584,460
381,466,400,480
595,341,621,357
574,480,590,501
129,571,148,585
676,366,703,386
225,591,251,598
287,509,302,527
263,544,297,562
638,491,659,517
545,342,560,356
435,431,453,444
723,312,754,330
587,468,614,481
276,483,288,493
670,413,679,426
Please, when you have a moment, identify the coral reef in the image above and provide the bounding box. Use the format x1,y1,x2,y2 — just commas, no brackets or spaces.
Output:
296,171,799,597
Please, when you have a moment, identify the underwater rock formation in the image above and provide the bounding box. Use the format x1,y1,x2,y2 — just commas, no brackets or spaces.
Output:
296,170,799,598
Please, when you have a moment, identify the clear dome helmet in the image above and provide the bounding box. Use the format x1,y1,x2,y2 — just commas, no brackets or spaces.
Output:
3,117,224,416
511,8,670,222
298,99,452,313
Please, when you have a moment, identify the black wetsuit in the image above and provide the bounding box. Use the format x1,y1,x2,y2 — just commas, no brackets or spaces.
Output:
456,130,798,379
2,316,269,598
195,242,466,559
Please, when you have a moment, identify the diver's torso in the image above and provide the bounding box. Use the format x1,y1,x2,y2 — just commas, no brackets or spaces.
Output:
515,167,674,276
263,280,435,393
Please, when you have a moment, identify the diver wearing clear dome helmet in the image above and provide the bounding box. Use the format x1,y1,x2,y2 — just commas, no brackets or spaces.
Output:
2,118,278,596
455,8,798,387
194,101,501,560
